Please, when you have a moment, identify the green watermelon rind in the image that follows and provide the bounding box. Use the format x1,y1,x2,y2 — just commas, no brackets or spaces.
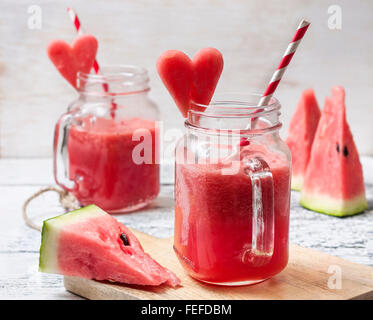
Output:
300,192,368,217
291,174,303,191
39,205,106,273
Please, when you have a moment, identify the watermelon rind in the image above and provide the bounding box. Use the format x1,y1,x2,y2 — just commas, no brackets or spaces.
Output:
39,205,105,273
291,174,303,191
300,192,368,217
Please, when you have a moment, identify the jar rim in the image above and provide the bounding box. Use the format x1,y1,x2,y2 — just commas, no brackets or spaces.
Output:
186,92,282,135
185,121,282,136
78,64,149,83
189,92,280,116
77,64,150,96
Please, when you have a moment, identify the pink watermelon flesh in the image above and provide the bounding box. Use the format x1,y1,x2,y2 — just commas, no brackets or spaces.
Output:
286,89,321,190
300,86,367,216
191,48,224,106
156,50,193,117
39,205,180,287
157,48,223,118
47,34,98,88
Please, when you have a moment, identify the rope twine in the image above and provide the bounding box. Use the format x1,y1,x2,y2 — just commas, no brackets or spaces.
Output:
22,186,80,232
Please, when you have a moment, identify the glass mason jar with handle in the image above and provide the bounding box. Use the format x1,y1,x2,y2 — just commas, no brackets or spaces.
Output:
174,93,291,285
54,65,160,213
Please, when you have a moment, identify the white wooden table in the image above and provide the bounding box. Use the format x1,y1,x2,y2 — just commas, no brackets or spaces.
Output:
0,158,372,299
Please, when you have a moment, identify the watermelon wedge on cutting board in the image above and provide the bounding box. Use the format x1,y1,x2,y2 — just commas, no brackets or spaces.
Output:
286,89,321,190
39,205,180,287
300,86,367,216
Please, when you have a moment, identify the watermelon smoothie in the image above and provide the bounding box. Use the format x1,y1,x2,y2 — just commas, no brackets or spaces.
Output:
54,66,160,213
174,150,290,284
173,94,291,285
66,117,159,212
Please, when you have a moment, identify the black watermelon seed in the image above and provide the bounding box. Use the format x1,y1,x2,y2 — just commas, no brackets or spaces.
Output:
336,143,340,153
343,146,349,157
120,233,130,246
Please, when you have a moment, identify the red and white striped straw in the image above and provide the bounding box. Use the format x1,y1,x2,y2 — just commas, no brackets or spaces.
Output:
67,7,116,116
67,7,100,74
258,19,310,107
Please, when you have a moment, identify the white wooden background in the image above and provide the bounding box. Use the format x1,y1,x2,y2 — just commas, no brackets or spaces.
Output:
0,0,372,158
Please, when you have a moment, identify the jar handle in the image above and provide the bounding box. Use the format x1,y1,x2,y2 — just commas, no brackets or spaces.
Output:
242,156,274,267
53,114,75,192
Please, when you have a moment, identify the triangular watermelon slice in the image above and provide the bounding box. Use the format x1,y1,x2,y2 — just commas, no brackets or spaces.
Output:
300,86,367,216
39,205,180,287
286,89,321,190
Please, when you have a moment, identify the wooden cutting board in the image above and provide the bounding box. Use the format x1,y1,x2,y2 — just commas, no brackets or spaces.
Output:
64,229,373,300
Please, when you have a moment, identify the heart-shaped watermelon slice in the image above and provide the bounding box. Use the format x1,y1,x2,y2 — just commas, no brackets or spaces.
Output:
156,50,193,117
157,48,223,117
47,34,98,89
191,47,224,106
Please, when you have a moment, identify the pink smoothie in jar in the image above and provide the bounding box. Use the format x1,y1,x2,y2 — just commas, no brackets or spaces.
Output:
174,148,290,284
173,94,291,285
54,66,160,213
67,117,159,212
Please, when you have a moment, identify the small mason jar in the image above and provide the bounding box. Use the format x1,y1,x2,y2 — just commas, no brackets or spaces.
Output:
174,93,291,285
54,65,160,213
